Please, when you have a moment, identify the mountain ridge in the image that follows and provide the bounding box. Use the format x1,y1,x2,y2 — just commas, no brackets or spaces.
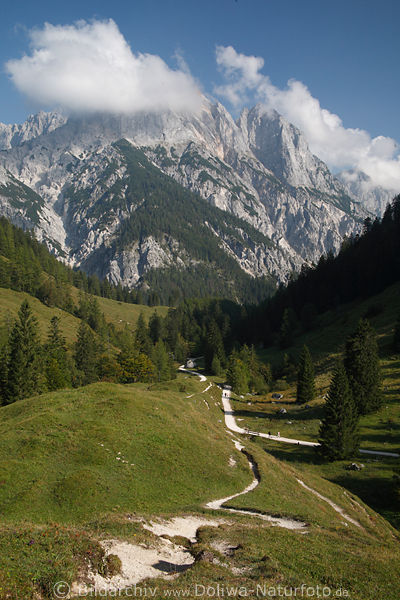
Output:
0,98,372,298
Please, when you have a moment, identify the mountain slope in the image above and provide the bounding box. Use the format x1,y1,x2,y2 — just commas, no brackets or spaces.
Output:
338,168,396,216
64,141,279,302
1,376,400,599
0,99,368,297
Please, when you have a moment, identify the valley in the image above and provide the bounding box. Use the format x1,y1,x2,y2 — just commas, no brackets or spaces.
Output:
0,55,399,600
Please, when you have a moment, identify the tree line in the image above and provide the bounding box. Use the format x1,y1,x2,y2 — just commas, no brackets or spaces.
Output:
241,194,400,348
0,216,161,308
291,319,383,461
0,300,176,405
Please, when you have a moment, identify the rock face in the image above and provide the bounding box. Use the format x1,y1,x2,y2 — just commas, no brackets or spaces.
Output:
0,112,67,150
0,97,368,295
337,168,396,217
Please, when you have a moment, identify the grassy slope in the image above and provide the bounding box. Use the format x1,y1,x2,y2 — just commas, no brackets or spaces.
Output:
230,281,400,528
0,287,83,345
0,376,250,524
94,295,169,327
1,376,399,599
0,286,168,346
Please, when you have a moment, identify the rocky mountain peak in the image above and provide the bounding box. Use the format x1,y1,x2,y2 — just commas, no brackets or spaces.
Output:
337,168,396,216
0,111,67,150
238,104,342,193
0,100,368,298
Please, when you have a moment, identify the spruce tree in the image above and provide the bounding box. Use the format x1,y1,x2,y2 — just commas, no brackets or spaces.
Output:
5,300,41,403
319,362,359,461
148,312,163,344
211,355,222,376
279,308,296,349
135,312,151,355
226,356,249,395
344,319,382,415
151,341,174,382
74,321,98,385
204,320,225,372
44,316,71,390
296,345,316,404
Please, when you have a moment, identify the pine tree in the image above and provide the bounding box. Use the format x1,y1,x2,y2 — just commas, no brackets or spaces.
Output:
44,316,71,390
135,312,151,355
296,345,316,404
5,300,42,403
211,355,222,376
226,356,249,395
279,308,296,349
151,341,174,382
74,321,98,385
204,320,225,372
148,312,163,344
344,319,382,415
174,334,189,364
319,362,359,461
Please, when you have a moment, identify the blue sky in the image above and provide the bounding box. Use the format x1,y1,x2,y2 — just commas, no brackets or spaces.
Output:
1,0,399,188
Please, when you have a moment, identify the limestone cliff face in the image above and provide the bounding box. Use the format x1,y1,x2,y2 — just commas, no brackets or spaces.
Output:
337,168,396,216
0,97,368,291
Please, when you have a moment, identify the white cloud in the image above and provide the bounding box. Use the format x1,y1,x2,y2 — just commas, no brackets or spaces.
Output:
215,45,400,191
6,19,202,115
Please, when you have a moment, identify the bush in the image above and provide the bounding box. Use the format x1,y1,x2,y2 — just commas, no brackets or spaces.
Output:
273,378,290,391
102,554,122,577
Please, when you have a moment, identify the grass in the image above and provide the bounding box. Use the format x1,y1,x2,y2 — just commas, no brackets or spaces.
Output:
0,376,251,523
68,284,169,329
0,374,400,599
1,280,400,599
0,286,169,347
222,282,400,532
0,287,83,345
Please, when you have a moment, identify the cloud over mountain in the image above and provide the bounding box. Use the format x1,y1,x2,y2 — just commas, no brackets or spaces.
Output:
215,45,400,192
6,19,202,116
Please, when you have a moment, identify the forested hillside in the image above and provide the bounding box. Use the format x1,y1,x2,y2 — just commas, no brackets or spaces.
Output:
246,194,400,346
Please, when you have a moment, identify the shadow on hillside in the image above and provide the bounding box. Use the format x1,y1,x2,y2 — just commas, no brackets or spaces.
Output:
330,474,400,529
261,443,400,530
262,444,321,465
232,406,324,423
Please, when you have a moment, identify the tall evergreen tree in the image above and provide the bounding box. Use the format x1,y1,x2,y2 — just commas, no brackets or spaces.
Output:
148,311,163,344
204,320,225,372
344,319,382,415
211,354,222,376
226,355,249,395
44,316,71,390
151,341,175,382
296,345,316,404
319,362,359,461
135,312,152,355
5,300,42,403
74,321,98,385
278,308,296,349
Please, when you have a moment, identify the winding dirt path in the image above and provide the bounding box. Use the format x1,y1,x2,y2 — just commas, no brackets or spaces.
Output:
220,387,399,458
205,439,307,530
180,366,365,529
